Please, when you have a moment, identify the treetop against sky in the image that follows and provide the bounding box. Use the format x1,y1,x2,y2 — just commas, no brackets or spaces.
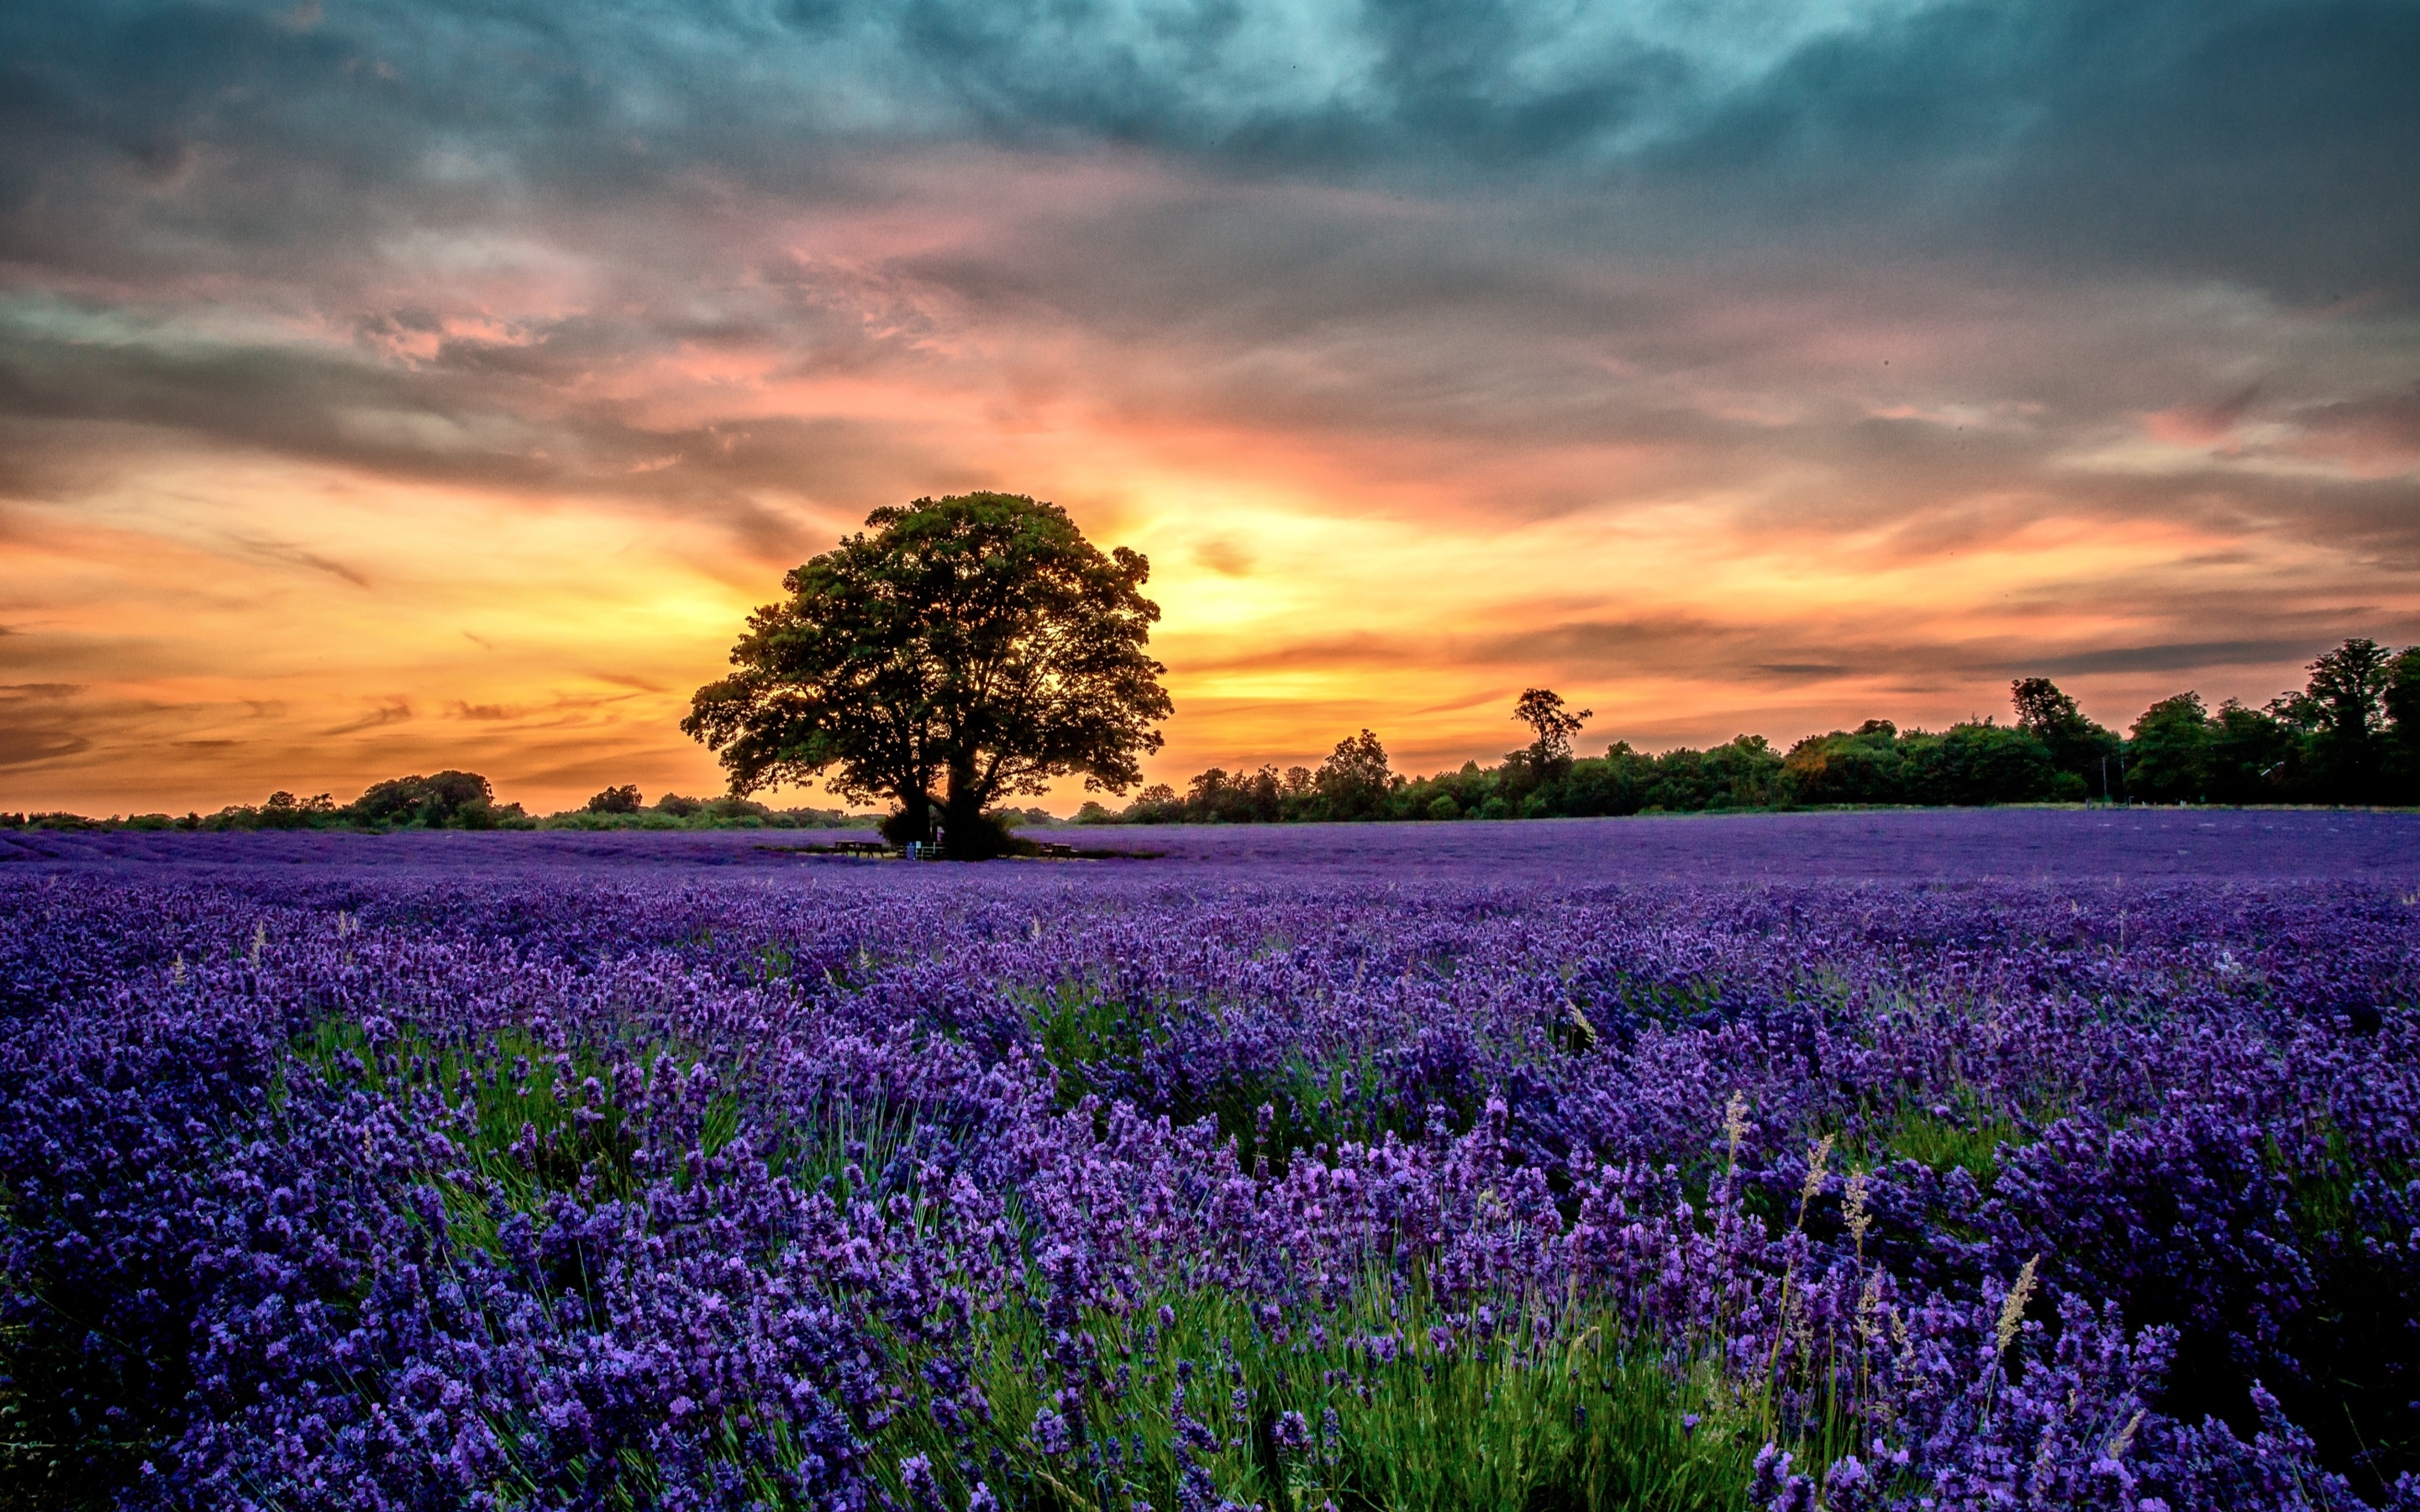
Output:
1,0,2415,812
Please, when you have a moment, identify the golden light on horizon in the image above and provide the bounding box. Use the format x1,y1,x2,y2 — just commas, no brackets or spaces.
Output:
2,68,2412,816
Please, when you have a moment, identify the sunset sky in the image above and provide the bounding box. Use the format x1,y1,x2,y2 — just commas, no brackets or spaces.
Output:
4,0,2417,815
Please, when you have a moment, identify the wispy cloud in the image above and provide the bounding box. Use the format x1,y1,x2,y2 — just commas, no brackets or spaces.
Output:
318,701,413,736
0,0,2412,811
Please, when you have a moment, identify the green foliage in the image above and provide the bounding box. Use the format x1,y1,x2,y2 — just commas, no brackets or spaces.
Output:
1641,735,1787,811
683,492,1172,858
1095,643,2420,827
1899,723,2060,805
1023,979,1156,1110
2127,694,2213,804
298,1020,647,1215
2012,677,2123,795
2303,638,2395,801
0,1203,132,1511
350,770,519,829
2390,648,2420,803
229,1019,1871,1510
542,795,875,831
2206,699,2300,803
2114,639,2420,806
1020,980,1459,1160
10,776,537,833
1871,1101,2026,1184
1317,729,1398,821
1780,722,1902,806
0,811,106,831
1784,721,2057,807
41,639,2420,839
876,1268,1768,1512
0,1300,56,1512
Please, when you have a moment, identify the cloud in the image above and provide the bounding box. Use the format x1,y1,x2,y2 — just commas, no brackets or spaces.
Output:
318,701,413,736
2009,639,2327,676
0,683,99,771
1192,537,1254,575
0,727,89,769
3,0,2412,294
0,0,2412,809
227,532,371,587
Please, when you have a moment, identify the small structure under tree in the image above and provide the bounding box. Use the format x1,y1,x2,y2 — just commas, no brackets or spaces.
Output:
682,491,1172,858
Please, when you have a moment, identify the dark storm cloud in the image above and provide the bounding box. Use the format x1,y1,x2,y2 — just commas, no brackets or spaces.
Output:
0,300,945,556
3,0,2412,293
1633,2,2419,296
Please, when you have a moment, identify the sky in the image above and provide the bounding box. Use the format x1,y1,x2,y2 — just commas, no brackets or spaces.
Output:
3,0,2417,816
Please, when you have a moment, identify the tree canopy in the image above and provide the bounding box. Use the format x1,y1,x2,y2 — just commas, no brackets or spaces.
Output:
350,771,508,829
1512,688,1591,769
682,492,1171,858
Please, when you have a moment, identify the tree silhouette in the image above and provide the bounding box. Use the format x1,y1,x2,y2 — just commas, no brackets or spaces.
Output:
1315,729,1395,819
682,492,1171,858
2303,638,2393,801
1512,688,1591,769
2010,676,2119,796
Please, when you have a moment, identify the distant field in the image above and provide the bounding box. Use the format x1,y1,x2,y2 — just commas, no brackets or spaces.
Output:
3,810,2415,1509
7,804,2417,880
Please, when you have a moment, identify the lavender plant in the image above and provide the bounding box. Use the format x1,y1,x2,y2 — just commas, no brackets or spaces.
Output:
3,813,2417,1509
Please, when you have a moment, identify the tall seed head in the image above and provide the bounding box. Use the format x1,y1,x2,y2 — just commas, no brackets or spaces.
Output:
2106,1408,2143,1461
1797,1134,1834,1223
1994,1256,2039,1356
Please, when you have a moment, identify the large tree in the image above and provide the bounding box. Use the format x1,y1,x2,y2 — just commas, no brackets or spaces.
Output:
2125,692,2214,803
682,492,1172,858
2010,676,2121,797
2385,646,2420,802
1314,729,1396,820
1512,687,1591,772
2302,637,2394,801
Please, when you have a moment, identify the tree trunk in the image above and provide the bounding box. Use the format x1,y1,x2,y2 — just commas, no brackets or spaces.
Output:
881,787,934,847
940,765,1008,859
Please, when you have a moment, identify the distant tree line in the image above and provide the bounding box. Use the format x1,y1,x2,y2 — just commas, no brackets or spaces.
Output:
1081,638,2420,825
3,771,529,832
549,784,881,830
13,638,2415,835
0,774,885,833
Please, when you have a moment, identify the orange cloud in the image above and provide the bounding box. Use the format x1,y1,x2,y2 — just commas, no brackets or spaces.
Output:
3,150,2415,816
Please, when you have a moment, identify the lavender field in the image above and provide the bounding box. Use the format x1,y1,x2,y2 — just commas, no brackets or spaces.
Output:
5,811,2419,1511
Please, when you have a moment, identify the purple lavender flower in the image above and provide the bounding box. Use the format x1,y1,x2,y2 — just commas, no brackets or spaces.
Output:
1029,1408,1071,1457
5,815,2414,1510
